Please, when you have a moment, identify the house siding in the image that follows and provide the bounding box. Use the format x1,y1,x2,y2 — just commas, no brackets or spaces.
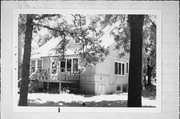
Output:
93,44,129,94
30,39,130,94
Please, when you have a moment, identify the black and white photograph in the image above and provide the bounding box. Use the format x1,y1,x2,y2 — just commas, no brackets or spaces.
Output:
14,10,161,111
1,1,179,119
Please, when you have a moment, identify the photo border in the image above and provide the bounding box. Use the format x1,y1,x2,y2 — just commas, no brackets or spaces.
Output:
12,9,161,113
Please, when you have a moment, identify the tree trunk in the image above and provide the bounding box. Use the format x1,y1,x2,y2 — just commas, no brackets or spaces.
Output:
18,15,33,106
147,63,152,86
127,15,144,107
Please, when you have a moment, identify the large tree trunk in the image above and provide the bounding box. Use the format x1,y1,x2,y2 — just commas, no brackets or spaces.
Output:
127,15,144,107
18,15,33,106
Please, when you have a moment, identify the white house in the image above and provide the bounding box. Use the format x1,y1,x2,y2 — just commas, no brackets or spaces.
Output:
29,35,129,94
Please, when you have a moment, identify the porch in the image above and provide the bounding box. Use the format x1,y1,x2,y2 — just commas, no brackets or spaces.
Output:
29,69,80,93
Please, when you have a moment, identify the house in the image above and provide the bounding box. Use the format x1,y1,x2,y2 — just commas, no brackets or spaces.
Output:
29,36,129,94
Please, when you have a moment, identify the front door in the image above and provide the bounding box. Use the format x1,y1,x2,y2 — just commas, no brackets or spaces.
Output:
98,84,105,94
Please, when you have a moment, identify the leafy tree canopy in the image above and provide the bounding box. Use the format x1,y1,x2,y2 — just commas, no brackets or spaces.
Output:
19,14,110,66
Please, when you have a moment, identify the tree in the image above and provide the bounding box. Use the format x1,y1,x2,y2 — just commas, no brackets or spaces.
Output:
98,14,156,106
96,14,157,106
143,15,156,87
18,14,108,106
18,14,154,106
127,15,144,107
107,15,156,88
19,14,33,106
18,15,26,80
33,14,108,65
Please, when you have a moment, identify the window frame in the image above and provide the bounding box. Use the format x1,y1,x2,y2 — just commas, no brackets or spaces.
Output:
37,59,43,70
114,61,126,76
60,60,66,73
51,60,58,74
126,62,129,74
73,58,79,73
115,62,118,74
117,85,121,91
59,57,79,74
30,59,43,73
30,60,36,73
66,58,72,73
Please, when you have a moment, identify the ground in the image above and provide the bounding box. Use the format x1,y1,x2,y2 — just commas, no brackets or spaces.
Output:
27,90,156,107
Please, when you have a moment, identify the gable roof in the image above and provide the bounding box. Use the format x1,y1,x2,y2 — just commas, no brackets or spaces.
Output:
31,32,115,59
31,37,76,59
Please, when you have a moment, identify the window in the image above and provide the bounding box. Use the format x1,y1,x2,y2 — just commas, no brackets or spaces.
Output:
126,63,129,73
67,59,72,73
115,62,118,74
115,61,125,76
60,58,79,73
118,63,121,75
52,61,57,74
30,59,43,74
30,60,36,73
60,60,66,72
73,58,78,73
37,60,42,71
122,84,128,92
117,85,121,91
122,63,125,75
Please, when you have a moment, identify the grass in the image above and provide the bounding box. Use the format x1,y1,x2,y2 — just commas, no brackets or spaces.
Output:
27,90,156,107
28,100,127,107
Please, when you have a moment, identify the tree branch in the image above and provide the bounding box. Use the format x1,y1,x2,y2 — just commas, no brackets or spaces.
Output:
34,14,57,20
34,23,60,32
148,18,156,29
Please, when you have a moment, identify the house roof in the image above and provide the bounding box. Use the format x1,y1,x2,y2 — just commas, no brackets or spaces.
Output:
31,32,115,59
31,37,76,59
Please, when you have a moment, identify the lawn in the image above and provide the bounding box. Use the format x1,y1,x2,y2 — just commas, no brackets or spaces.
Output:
27,90,156,107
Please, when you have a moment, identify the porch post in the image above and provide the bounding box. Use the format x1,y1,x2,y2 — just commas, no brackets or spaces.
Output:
47,82,49,92
59,82,61,93
35,60,38,71
71,58,73,73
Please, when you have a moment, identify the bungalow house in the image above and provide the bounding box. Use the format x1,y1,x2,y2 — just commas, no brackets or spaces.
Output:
29,36,129,94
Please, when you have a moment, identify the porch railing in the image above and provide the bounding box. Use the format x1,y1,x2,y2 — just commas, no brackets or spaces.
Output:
29,68,81,82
